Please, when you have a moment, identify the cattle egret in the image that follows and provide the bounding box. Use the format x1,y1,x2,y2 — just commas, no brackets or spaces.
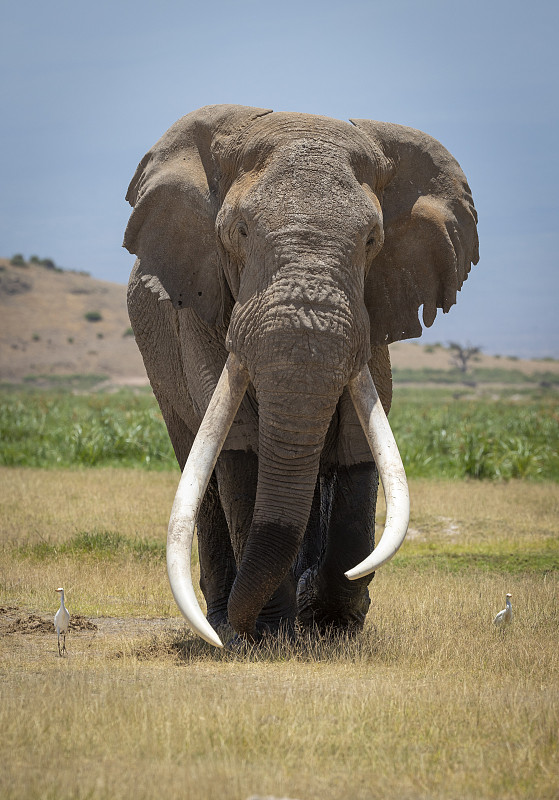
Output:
54,587,70,655
493,592,513,628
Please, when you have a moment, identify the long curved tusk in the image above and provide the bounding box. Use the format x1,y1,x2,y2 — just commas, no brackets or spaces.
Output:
345,365,410,579
167,353,250,648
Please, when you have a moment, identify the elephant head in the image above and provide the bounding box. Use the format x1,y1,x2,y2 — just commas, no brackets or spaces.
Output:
124,105,478,646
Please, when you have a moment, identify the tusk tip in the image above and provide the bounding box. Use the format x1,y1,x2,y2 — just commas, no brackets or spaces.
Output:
344,566,373,581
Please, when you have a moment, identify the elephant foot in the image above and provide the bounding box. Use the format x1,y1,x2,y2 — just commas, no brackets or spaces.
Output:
296,567,371,633
228,570,297,640
206,606,230,632
206,611,235,645
225,620,296,654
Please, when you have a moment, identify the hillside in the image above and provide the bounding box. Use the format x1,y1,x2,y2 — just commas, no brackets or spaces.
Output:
1,257,557,387
0,258,145,385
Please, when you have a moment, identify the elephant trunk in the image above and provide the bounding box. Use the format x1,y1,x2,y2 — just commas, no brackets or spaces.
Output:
226,364,345,635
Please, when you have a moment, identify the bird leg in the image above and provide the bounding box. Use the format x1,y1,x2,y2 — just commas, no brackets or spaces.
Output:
57,631,67,656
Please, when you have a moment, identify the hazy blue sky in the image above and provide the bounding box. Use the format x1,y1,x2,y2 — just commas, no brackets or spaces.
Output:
2,0,557,357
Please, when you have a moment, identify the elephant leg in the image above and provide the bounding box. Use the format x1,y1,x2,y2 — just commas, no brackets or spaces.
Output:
214,450,258,565
151,392,237,628
197,472,237,630
293,477,328,583
297,461,378,632
216,449,299,638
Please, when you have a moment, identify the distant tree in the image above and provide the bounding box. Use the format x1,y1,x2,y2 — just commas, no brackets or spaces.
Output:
10,254,26,267
27,255,62,271
84,311,103,323
448,342,481,374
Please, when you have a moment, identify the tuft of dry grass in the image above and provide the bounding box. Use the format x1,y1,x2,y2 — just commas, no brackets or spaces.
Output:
0,468,558,799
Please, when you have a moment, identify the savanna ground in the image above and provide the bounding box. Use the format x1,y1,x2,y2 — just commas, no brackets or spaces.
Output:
0,384,558,799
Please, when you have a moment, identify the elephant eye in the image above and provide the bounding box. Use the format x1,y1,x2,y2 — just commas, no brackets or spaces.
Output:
237,221,248,238
366,234,376,248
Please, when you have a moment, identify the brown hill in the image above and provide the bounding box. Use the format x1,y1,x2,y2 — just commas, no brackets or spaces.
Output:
0,258,145,385
1,258,557,386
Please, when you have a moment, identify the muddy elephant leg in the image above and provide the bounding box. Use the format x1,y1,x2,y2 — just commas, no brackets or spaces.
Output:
293,478,328,582
196,472,237,630
252,481,326,639
297,461,378,631
214,451,258,566
215,449,298,637
197,450,257,631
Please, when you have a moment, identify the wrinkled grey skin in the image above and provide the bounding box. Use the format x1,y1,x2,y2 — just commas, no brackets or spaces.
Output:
124,105,478,640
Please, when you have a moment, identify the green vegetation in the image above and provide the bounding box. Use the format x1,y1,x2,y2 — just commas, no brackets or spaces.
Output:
391,548,559,574
392,365,559,385
12,254,62,271
391,387,558,479
84,310,103,322
0,388,173,469
1,386,557,479
21,373,108,390
19,528,166,562
7,254,90,275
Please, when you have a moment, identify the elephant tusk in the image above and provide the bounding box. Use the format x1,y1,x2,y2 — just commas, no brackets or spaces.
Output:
167,353,250,648
345,365,410,579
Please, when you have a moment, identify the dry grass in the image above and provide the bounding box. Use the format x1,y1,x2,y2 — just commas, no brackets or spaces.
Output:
0,468,558,799
382,478,559,543
0,467,178,546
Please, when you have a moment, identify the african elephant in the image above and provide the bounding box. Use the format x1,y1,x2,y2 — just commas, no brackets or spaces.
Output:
124,104,478,647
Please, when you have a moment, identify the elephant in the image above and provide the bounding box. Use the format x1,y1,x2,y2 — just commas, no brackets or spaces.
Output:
124,104,479,647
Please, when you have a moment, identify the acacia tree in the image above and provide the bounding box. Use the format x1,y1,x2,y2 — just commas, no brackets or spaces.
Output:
448,342,481,374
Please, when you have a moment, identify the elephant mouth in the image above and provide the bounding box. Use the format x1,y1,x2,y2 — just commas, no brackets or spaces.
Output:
166,352,410,648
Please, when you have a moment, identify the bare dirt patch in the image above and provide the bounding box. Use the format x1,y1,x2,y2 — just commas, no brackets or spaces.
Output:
0,605,183,641
0,606,98,635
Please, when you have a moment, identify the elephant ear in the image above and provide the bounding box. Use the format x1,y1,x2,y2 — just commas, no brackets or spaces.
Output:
124,104,272,326
351,119,479,344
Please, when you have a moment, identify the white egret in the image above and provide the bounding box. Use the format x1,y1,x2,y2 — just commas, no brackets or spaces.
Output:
493,593,513,628
54,587,70,655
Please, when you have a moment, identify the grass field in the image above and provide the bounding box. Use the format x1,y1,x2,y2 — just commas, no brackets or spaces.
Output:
1,466,558,799
1,385,558,479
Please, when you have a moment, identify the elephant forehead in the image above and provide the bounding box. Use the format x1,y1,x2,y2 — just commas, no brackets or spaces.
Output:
234,112,382,178
242,158,379,232
241,111,364,151
269,137,357,181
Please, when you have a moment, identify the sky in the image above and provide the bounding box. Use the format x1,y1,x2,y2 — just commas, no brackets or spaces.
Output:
1,0,558,358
